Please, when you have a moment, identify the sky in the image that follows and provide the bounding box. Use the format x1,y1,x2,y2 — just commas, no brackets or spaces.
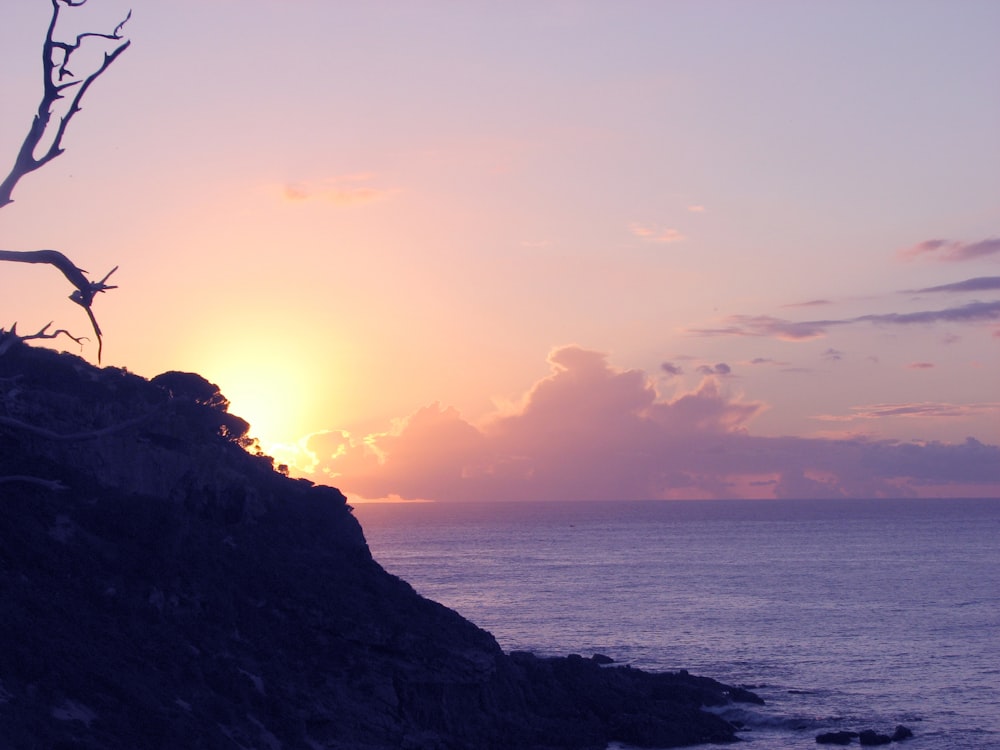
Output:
1,0,998,501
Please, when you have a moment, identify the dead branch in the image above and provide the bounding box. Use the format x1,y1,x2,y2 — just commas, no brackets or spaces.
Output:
0,322,88,358
0,409,159,442
7,321,86,346
0,251,117,359
0,475,68,491
0,0,131,208
0,407,160,492
0,1,130,361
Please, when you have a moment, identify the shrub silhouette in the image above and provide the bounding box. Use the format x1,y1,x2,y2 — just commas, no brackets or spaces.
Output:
151,371,251,446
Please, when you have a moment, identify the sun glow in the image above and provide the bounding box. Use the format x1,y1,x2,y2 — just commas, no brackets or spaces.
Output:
265,438,316,475
187,335,328,451
217,367,304,449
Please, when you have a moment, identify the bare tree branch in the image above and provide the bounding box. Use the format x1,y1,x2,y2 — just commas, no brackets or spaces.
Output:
0,409,159,442
0,322,88,357
0,0,131,208
0,475,68,491
0,2,130,362
0,250,117,359
0,407,159,490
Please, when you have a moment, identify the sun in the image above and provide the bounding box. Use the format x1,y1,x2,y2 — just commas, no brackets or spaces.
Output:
174,306,359,463
194,342,324,450
218,368,302,447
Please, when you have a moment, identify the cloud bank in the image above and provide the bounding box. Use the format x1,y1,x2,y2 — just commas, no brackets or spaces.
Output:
297,346,1000,502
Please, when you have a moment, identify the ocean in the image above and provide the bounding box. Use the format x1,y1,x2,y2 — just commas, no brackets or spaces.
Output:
353,498,1000,749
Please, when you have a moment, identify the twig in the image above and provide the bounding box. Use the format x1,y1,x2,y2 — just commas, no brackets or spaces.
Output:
0,475,68,491
0,408,160,442
1,320,87,346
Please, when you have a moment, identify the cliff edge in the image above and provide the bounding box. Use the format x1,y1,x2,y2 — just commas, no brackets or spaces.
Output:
0,342,760,749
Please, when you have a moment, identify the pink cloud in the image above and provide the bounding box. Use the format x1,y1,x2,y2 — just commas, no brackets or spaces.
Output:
689,314,833,340
629,223,685,243
781,299,833,308
899,237,1000,262
296,347,1000,502
906,362,935,370
282,174,397,205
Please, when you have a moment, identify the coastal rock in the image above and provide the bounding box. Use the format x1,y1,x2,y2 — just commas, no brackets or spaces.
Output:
0,344,763,749
859,728,893,745
891,724,914,741
816,725,914,746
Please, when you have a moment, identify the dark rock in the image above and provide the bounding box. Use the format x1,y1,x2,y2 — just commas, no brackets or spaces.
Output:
891,724,914,741
817,730,859,744
0,344,763,749
859,728,893,745
591,653,614,665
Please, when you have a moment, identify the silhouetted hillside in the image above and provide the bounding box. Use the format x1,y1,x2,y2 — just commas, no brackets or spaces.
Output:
0,342,759,749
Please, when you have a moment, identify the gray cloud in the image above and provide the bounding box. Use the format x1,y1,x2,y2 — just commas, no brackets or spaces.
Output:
696,363,732,376
690,315,835,340
854,300,1000,326
816,401,1000,421
690,301,1000,340
911,276,1000,294
660,362,684,377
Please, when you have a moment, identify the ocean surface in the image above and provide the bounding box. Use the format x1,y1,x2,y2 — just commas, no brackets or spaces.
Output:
354,498,1000,749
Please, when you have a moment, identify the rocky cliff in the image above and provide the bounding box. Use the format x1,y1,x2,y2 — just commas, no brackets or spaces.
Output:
0,342,761,749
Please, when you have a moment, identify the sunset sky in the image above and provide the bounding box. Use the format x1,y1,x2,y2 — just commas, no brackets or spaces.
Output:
1,1,998,501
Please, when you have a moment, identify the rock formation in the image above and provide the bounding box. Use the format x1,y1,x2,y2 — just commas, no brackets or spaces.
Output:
0,343,761,749
816,725,914,746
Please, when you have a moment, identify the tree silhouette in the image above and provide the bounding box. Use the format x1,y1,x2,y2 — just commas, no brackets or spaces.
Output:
0,0,130,362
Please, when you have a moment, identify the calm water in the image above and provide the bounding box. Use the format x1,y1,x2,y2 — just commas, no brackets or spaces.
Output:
354,498,1000,749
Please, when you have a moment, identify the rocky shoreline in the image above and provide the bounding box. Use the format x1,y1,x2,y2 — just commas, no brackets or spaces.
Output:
816,726,914,746
1,343,763,749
